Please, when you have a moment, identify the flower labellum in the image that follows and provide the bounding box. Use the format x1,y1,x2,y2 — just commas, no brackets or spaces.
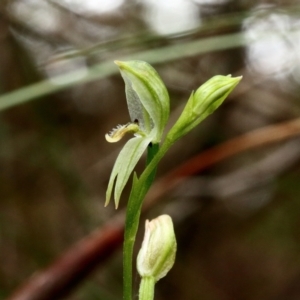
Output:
105,122,141,143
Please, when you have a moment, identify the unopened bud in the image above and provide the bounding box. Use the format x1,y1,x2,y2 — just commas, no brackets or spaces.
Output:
137,214,177,282
167,75,242,142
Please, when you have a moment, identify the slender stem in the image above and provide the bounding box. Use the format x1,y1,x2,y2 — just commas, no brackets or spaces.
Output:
139,277,155,300
123,143,159,300
122,139,172,300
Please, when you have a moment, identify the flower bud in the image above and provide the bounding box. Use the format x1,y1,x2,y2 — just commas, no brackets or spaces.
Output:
137,215,176,282
167,75,242,143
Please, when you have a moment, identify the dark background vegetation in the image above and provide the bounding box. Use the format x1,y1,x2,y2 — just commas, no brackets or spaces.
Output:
1,0,300,299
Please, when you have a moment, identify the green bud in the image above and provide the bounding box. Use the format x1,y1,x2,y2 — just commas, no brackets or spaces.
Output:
137,215,177,282
167,75,242,143
115,60,170,143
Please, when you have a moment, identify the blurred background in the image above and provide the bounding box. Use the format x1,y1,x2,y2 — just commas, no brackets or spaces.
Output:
1,0,300,299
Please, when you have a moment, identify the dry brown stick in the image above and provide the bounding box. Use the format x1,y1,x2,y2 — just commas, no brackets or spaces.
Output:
8,118,300,300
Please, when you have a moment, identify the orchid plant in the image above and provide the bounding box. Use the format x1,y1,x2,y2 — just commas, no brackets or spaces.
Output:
105,60,241,300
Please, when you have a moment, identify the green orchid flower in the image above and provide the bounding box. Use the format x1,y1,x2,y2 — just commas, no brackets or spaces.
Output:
105,60,170,208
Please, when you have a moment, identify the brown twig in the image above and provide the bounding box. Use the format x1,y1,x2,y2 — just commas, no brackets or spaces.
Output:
145,117,300,207
7,216,125,300
7,117,300,300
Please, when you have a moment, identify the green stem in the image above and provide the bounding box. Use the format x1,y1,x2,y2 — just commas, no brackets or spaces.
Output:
123,138,173,300
139,277,155,300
